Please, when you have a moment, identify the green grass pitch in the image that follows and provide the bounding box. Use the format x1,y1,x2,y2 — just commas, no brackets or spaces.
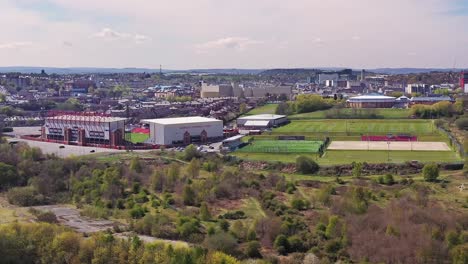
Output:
126,133,149,144
237,140,324,153
274,119,435,135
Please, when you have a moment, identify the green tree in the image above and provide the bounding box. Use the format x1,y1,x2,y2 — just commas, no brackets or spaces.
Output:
245,241,262,258
423,163,439,182
129,157,143,173
219,219,230,232
325,215,340,239
199,202,211,221
0,162,18,190
186,158,200,178
183,185,196,206
352,162,363,178
274,234,290,255
183,144,199,161
295,94,331,113
204,233,238,255
383,174,395,185
450,244,468,264
296,156,319,174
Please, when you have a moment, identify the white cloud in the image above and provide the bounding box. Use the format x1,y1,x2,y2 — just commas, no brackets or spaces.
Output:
196,37,262,53
1,0,468,68
0,42,33,49
92,28,150,44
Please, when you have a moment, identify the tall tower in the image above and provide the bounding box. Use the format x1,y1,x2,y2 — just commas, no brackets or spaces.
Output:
361,69,365,82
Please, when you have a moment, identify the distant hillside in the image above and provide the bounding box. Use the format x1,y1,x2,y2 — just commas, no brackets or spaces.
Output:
0,67,263,75
0,66,465,75
369,68,467,75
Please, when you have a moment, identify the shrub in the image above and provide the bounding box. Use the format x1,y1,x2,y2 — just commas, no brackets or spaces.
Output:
183,144,199,161
296,156,319,174
204,233,238,255
455,117,468,130
219,210,246,220
291,199,309,211
274,234,290,255
29,209,58,223
0,162,18,190
245,241,262,258
182,185,196,206
199,202,212,221
423,163,439,182
7,186,45,206
130,205,146,219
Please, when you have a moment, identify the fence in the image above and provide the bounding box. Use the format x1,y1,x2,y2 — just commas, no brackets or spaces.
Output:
437,127,466,158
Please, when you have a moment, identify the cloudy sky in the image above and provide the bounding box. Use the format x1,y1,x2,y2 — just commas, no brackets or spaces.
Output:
1,0,468,69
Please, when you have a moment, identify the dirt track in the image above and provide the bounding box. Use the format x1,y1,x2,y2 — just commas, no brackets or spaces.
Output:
328,141,451,151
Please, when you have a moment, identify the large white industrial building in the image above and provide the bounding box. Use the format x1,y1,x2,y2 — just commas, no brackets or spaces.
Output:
237,114,288,129
42,115,127,146
141,116,223,146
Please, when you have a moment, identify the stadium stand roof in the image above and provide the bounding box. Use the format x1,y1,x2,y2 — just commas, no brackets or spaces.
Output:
141,116,220,125
46,115,127,123
237,114,286,120
244,120,270,127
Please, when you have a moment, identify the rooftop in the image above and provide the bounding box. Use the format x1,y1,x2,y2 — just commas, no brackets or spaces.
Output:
238,114,287,120
141,116,221,125
46,115,127,123
223,135,245,142
349,95,396,100
411,96,453,102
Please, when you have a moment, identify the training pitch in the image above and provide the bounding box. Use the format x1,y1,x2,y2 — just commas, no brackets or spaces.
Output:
237,140,324,153
274,119,435,135
328,141,451,151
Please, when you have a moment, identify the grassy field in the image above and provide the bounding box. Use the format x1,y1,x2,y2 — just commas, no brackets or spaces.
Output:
243,104,278,116
289,108,411,119
274,119,436,135
125,133,149,143
237,140,324,153
233,150,461,165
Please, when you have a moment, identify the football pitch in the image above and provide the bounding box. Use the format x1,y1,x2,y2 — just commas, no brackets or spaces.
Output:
125,133,149,144
237,140,324,153
274,119,435,135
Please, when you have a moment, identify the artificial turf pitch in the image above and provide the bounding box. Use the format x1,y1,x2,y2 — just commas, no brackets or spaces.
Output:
237,140,324,153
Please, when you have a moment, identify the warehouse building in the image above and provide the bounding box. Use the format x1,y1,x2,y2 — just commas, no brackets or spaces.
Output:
237,114,288,129
347,95,396,108
42,115,127,146
141,116,223,146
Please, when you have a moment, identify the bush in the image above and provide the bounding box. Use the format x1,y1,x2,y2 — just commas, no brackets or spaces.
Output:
291,199,309,211
130,205,146,219
219,210,246,220
245,241,262,258
274,234,289,255
29,209,58,223
455,117,468,130
423,163,439,182
7,186,45,206
296,156,319,174
0,162,18,190
204,232,238,255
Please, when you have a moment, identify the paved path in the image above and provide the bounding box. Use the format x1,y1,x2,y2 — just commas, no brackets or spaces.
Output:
328,141,451,151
